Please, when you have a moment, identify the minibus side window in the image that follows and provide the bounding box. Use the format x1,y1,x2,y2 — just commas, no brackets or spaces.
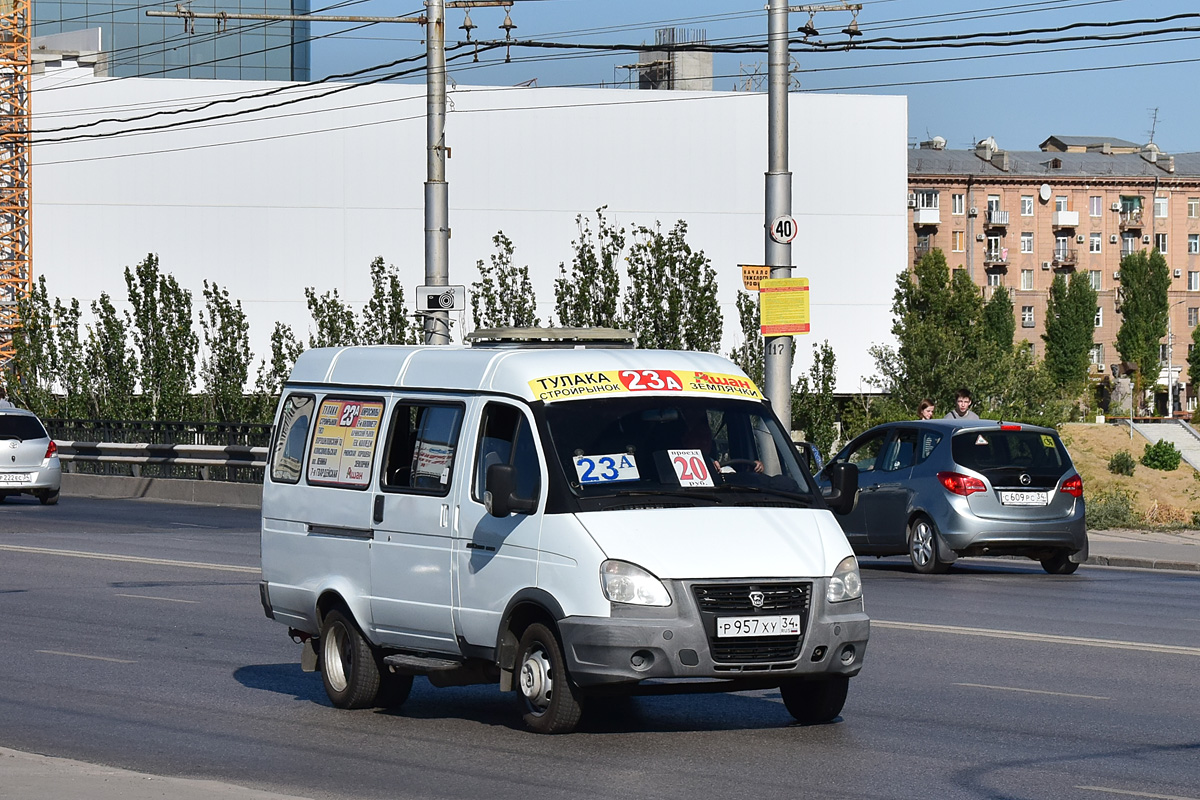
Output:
473,403,541,503
270,394,314,484
381,403,464,496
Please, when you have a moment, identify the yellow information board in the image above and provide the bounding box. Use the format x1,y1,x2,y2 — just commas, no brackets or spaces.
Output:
759,277,810,335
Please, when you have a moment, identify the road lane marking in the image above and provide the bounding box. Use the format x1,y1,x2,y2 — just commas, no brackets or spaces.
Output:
873,620,1200,657
954,683,1109,700
115,593,200,604
37,650,136,664
1078,786,1200,800
0,544,259,574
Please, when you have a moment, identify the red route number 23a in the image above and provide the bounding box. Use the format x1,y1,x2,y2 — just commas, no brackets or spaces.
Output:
618,369,683,392
338,403,362,427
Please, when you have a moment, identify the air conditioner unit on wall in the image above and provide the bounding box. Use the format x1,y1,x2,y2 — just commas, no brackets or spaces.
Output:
1111,201,1121,211
907,192,917,208
968,207,979,216
1042,261,1052,270
1076,234,1086,243
1176,269,1183,278
976,233,985,241
1110,234,1119,244
1143,234,1152,244
1114,271,1121,280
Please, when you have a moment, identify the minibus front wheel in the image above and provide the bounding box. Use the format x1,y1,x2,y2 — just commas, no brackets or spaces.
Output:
516,622,584,734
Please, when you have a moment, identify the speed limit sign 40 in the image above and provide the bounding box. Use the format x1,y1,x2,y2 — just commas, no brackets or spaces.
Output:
769,215,798,244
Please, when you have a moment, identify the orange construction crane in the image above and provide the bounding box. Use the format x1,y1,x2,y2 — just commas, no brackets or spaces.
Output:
0,0,31,367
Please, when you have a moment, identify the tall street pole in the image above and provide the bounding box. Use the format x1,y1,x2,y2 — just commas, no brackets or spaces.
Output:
764,0,793,427
425,0,450,344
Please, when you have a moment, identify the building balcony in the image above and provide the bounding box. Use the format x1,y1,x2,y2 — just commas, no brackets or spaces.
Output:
1051,210,1079,228
1053,248,1078,267
984,249,1009,266
985,209,1009,227
913,207,940,225
914,244,932,261
1119,209,1144,230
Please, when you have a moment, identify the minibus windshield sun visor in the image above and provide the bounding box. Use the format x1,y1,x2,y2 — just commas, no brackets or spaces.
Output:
542,396,816,508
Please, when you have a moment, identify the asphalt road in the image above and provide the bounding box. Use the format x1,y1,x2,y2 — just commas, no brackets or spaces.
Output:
1,495,1198,800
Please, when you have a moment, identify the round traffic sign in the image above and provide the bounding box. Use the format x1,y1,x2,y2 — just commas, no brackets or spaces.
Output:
769,215,798,244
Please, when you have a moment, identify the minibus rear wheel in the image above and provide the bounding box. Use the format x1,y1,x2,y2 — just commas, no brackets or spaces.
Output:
516,622,584,734
320,609,382,709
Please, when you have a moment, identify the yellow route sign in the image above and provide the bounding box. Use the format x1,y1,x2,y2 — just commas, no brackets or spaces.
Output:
759,277,810,335
739,264,772,291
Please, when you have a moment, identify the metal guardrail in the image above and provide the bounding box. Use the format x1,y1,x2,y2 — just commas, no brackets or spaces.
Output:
55,441,268,482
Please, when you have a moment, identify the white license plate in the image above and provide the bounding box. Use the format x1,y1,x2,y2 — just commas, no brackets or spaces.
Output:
0,472,31,484
715,614,801,638
1000,490,1049,506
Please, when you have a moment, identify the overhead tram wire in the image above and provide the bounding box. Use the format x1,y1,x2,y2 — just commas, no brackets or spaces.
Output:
34,44,497,144
35,44,1200,169
35,0,402,93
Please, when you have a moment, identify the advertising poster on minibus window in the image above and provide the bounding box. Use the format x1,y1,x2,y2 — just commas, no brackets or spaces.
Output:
307,399,384,488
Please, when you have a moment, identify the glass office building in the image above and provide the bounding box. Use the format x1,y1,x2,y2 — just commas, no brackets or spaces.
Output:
33,0,310,80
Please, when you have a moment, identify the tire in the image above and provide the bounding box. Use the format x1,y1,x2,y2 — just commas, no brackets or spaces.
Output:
780,676,849,724
319,609,382,709
908,516,949,575
38,489,59,506
1041,550,1080,575
375,669,415,709
515,622,584,734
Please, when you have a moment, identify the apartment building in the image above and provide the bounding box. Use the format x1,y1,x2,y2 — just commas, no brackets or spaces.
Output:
909,135,1200,411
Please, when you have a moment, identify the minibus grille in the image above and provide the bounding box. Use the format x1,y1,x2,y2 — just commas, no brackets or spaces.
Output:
691,582,812,664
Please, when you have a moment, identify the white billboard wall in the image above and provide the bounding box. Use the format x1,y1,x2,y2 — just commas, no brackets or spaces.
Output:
32,61,905,394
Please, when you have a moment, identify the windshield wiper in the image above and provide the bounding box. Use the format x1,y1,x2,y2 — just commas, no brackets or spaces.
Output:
597,489,723,504
709,484,817,505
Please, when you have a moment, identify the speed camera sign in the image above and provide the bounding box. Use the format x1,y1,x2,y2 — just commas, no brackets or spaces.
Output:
769,215,798,244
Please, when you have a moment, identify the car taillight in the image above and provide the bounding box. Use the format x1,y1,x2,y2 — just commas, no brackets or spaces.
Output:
44,440,57,459
1000,424,1021,431
937,471,987,496
1060,474,1083,497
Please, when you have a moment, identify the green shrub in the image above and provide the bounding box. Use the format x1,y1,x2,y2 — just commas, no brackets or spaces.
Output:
1141,439,1182,471
1085,487,1138,530
1107,450,1136,476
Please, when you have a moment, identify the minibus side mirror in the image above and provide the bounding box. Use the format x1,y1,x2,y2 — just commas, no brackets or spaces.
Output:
485,463,536,517
822,462,858,516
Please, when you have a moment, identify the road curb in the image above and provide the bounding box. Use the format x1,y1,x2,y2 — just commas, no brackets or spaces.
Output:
1086,555,1200,572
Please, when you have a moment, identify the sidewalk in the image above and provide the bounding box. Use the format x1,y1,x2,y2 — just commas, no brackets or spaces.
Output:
1086,528,1200,572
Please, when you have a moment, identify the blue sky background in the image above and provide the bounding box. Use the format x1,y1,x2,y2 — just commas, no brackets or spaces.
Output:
308,0,1200,153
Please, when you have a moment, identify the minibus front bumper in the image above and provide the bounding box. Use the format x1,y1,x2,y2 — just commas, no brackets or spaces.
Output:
556,578,869,687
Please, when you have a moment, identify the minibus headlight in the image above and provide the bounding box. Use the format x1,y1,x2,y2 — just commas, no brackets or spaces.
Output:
827,556,863,603
600,560,672,607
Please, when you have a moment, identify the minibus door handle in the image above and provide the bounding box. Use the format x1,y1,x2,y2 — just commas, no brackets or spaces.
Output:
373,495,385,524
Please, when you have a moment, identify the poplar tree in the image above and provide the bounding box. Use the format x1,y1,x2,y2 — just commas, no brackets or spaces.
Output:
792,339,838,460
982,285,1015,352
1115,249,1170,402
125,254,198,420
200,280,253,422
253,322,305,421
85,292,138,420
554,207,624,328
471,232,540,329
728,291,764,388
622,220,722,352
305,286,358,348
3,275,58,415
360,256,415,345
1042,272,1097,393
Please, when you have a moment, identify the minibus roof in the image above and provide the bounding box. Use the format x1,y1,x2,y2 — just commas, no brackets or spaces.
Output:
287,345,764,404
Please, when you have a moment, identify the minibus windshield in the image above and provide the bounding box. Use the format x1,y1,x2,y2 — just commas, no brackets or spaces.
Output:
541,396,816,506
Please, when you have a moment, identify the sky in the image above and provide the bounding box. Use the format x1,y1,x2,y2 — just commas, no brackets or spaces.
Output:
306,0,1200,154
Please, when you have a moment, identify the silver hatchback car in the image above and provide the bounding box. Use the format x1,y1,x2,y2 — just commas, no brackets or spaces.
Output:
819,419,1087,574
0,408,62,505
